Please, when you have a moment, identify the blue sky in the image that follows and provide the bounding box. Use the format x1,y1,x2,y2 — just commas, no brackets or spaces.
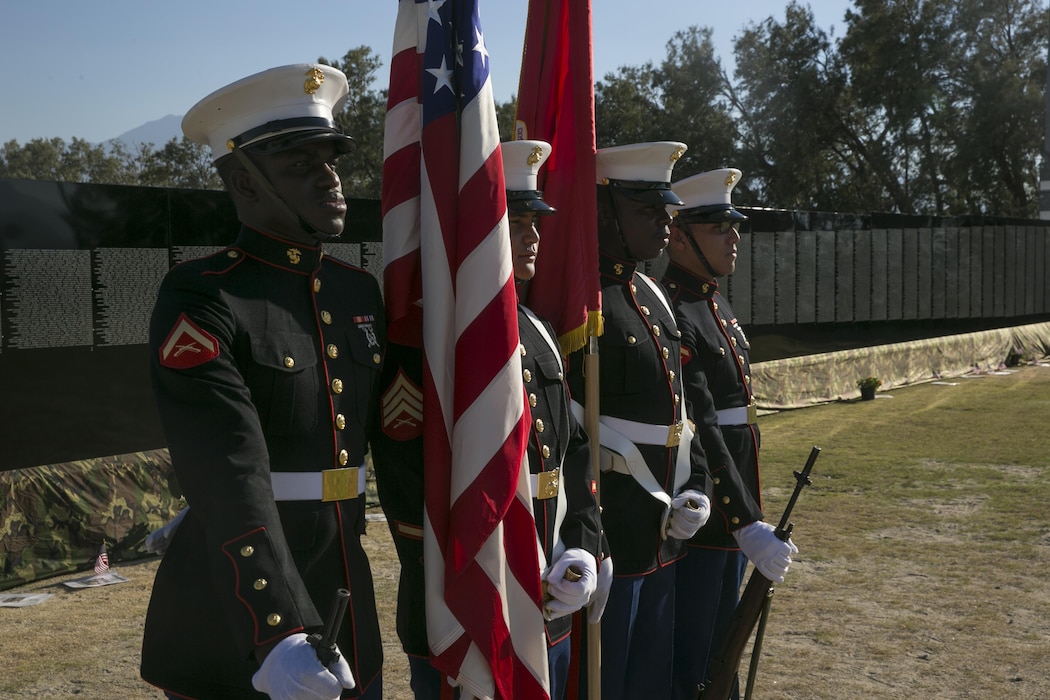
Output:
0,0,850,145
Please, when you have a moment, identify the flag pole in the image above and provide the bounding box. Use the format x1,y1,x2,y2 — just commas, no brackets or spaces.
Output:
584,334,601,700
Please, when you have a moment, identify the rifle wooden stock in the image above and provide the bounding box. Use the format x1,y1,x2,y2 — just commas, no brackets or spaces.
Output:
697,446,820,700
698,571,774,700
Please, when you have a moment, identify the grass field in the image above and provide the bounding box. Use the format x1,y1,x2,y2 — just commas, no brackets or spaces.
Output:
2,364,1049,698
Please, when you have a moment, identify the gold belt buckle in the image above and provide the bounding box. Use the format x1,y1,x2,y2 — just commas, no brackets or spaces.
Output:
747,402,758,424
537,468,560,499
321,467,358,502
666,421,684,448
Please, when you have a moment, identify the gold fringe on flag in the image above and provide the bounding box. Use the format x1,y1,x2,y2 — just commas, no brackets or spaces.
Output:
558,310,604,357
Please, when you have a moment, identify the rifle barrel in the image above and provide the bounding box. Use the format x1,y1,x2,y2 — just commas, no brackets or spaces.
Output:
775,446,819,535
314,588,350,666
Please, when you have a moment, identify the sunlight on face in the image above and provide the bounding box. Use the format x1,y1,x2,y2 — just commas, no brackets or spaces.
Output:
508,211,540,281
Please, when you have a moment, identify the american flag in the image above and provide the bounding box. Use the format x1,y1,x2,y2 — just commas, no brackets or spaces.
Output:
382,1,549,698
515,0,600,354
93,543,109,575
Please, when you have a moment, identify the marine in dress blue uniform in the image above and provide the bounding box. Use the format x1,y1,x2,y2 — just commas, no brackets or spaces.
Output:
508,140,604,700
140,65,384,700
564,142,713,700
369,141,603,700
662,168,798,699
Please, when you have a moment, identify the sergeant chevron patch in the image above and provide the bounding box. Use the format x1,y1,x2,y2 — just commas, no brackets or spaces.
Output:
159,313,219,369
381,369,424,440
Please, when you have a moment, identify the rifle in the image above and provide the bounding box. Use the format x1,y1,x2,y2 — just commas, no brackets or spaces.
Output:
308,588,351,666
697,446,820,700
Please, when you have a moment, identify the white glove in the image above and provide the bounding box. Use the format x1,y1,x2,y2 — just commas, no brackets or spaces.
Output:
733,520,798,583
586,556,614,624
664,490,711,540
544,548,598,620
252,632,356,700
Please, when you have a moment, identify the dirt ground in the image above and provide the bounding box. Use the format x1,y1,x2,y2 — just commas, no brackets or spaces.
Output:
0,518,411,699
2,365,1050,699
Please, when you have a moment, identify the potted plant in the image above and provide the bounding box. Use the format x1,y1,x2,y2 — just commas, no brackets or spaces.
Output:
857,376,881,401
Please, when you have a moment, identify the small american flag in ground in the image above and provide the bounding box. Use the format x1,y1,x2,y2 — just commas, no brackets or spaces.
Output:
93,544,109,575
382,0,549,698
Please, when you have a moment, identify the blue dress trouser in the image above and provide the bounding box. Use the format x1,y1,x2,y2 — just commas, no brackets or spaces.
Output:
672,547,748,700
599,563,677,700
408,655,456,700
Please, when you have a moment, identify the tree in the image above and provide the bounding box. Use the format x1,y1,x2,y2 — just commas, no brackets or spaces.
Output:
653,27,738,181
731,3,850,211
595,62,663,148
840,0,962,214
0,137,135,185
135,138,221,190
941,0,1047,216
495,96,518,142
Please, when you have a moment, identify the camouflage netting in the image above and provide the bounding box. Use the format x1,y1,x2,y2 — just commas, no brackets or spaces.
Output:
753,321,1050,410
0,449,382,591
0,449,182,591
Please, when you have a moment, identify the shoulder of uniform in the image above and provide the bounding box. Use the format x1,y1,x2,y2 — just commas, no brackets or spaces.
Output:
322,255,369,275
164,248,242,282
323,256,381,287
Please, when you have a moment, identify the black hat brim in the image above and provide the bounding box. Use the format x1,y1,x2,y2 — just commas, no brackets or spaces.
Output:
508,201,556,216
676,205,748,224
507,190,556,215
246,129,357,156
607,179,684,206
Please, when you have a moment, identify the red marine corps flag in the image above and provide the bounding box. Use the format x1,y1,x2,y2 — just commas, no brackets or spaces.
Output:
515,4,604,696
382,1,550,698
515,0,600,354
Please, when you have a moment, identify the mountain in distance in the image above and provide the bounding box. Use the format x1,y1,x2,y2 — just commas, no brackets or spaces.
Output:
108,114,183,150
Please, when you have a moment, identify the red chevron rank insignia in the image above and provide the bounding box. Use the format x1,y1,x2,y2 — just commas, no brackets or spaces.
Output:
680,345,693,366
159,313,219,369
381,369,423,441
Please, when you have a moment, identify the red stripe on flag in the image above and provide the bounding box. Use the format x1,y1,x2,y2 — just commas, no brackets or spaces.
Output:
452,281,520,419
380,144,419,218
387,53,423,110
447,412,529,571
455,153,509,258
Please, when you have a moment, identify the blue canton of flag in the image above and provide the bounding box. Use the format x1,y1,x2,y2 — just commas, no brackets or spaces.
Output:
420,0,489,129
